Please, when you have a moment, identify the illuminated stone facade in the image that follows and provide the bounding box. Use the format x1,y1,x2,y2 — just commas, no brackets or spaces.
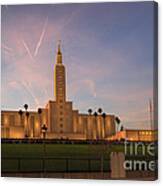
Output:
108,130,158,142
1,44,116,139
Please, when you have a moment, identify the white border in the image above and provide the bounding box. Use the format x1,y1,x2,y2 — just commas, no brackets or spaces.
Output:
0,0,162,186
0,0,159,5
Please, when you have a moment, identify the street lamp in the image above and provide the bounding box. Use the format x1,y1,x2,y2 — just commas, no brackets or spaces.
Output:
41,124,48,139
41,124,48,175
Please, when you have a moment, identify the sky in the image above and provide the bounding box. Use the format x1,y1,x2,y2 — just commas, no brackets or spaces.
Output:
1,2,155,129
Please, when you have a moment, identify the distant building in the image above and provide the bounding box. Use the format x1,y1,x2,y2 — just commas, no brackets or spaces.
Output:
108,129,158,142
1,43,116,139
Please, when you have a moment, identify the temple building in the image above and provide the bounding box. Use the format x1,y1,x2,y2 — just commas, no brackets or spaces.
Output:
107,129,158,142
1,43,116,140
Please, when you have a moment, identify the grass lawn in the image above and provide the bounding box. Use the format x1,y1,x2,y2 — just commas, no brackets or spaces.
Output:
1,143,123,158
2,143,155,173
2,143,119,173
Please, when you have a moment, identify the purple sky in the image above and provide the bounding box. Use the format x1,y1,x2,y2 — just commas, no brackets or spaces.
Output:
1,2,155,129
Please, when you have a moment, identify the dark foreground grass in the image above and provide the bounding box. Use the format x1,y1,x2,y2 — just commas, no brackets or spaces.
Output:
2,143,119,173
2,143,155,173
2,143,123,158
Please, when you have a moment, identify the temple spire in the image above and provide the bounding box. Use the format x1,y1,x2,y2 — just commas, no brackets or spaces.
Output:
58,40,61,54
54,41,66,103
57,40,62,64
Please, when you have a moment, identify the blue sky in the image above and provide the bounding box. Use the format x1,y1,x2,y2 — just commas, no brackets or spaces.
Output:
1,2,155,129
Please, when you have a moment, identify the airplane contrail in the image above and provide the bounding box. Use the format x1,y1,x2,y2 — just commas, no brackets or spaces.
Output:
1,43,14,57
34,17,48,57
22,39,35,62
20,81,40,107
1,43,13,52
3,49,14,57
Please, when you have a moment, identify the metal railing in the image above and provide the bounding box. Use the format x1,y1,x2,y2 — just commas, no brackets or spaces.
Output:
1,156,111,173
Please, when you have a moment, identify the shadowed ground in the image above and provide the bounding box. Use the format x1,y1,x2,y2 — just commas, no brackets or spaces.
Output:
1,142,157,180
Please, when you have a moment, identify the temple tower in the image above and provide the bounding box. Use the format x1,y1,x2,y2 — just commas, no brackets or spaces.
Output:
51,42,73,135
54,42,66,103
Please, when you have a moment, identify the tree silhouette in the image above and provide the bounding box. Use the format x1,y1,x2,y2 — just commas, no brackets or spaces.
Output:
102,112,106,139
115,116,121,132
115,116,120,124
102,112,106,119
18,109,23,116
88,108,92,115
25,111,30,137
94,111,98,117
120,125,124,131
26,111,29,118
18,109,23,126
98,108,103,114
24,104,28,111
38,108,42,114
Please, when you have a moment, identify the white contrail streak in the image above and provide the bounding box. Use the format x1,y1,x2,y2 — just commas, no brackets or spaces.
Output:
22,39,35,61
1,43,14,57
20,81,40,107
1,43,13,52
3,49,14,57
34,17,48,57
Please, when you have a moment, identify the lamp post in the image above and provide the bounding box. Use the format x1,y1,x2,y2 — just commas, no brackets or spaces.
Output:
41,124,48,140
41,124,48,156
41,124,48,175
